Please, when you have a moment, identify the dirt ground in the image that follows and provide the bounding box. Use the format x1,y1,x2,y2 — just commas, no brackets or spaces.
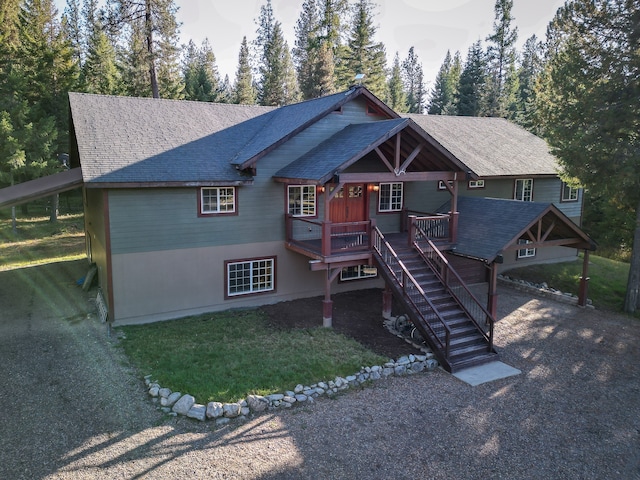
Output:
261,288,421,359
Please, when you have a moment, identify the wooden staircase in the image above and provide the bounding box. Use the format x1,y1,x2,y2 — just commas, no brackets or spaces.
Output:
373,229,498,372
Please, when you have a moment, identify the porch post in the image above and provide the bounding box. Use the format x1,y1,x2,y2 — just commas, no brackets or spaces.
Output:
449,175,459,243
323,268,342,327
578,249,590,307
488,262,499,318
382,283,393,319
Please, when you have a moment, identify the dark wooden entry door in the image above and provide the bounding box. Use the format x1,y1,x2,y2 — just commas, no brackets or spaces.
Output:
330,184,367,223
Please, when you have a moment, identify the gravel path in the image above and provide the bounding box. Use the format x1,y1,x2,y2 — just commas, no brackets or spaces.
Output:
1,260,639,479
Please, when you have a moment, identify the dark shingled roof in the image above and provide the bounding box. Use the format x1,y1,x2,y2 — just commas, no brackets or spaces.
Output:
403,114,559,177
438,196,551,262
69,88,370,185
274,118,410,183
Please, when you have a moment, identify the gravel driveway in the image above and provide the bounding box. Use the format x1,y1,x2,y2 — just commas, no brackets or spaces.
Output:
1,260,639,479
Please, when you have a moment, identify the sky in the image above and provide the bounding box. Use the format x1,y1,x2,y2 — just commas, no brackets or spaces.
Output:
57,0,567,87
179,0,566,86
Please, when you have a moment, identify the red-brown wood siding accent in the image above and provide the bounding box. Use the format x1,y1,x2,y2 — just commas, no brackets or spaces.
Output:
104,189,115,319
446,253,488,285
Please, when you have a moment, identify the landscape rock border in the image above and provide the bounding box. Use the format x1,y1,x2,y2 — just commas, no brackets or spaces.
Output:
498,274,594,308
144,352,439,425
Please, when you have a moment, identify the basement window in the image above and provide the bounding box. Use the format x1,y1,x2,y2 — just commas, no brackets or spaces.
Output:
226,257,275,297
340,265,378,281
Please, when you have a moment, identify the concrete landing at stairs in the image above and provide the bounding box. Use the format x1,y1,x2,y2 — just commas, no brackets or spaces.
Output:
452,361,521,386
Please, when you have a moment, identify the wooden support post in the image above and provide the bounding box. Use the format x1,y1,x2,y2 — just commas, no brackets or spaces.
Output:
323,268,342,327
382,284,393,319
488,262,499,318
578,249,590,307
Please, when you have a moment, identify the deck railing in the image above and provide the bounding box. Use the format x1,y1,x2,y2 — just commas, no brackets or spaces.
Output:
372,227,451,357
286,215,372,257
413,225,494,349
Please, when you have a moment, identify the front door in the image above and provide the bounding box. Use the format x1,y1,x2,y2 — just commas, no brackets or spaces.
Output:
330,184,367,223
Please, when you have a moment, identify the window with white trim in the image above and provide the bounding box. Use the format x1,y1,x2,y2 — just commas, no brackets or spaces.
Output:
468,179,485,189
201,187,236,214
517,239,536,258
561,183,579,202
227,258,275,297
378,182,403,212
340,265,377,281
438,180,453,191
514,179,533,202
288,185,316,216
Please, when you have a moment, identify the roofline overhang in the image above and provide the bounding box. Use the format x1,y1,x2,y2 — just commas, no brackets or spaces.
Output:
0,168,84,210
234,86,400,171
83,179,254,189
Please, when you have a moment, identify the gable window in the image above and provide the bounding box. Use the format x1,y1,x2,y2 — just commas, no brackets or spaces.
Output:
340,265,377,281
517,239,536,259
438,180,454,191
226,257,275,297
561,183,579,202
200,187,236,215
288,185,316,217
378,182,403,212
468,179,485,189
514,179,533,202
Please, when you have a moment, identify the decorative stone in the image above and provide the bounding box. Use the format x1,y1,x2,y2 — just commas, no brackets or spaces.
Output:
382,367,394,377
411,362,425,373
187,404,206,421
215,417,231,427
396,356,410,365
148,386,160,397
294,384,304,393
246,395,269,413
159,388,171,398
163,391,181,407
295,394,307,402
206,402,223,419
172,394,195,415
318,382,328,390
266,393,284,402
426,359,439,370
240,407,250,416
223,402,241,418
283,395,296,404
394,365,407,376
370,370,381,380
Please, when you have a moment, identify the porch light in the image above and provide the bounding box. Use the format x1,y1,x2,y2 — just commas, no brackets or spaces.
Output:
371,184,379,192
317,185,325,194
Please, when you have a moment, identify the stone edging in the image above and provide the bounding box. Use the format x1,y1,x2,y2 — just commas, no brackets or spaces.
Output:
145,353,439,425
498,275,594,308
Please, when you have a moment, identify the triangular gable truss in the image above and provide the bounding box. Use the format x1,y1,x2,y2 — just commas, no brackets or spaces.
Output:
501,204,596,254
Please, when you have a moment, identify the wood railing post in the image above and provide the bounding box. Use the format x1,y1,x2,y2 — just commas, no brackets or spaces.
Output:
321,221,332,257
449,211,459,244
408,215,416,246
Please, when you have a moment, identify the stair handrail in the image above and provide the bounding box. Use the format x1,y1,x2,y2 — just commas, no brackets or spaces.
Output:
412,225,494,350
372,227,452,356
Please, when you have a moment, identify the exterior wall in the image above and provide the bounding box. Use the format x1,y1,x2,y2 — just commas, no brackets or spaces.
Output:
110,240,381,325
83,188,110,305
498,245,579,273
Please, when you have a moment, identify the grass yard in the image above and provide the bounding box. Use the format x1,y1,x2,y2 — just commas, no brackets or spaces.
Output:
118,311,389,404
0,213,85,270
504,254,631,313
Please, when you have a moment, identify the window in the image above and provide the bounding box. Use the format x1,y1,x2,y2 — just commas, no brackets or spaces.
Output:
514,179,533,202
378,182,403,212
561,183,579,202
517,239,536,259
226,258,275,297
340,265,377,281
288,185,316,216
468,179,485,189
438,180,454,191
200,187,236,214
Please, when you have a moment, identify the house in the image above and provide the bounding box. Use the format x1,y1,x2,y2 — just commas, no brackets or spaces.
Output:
0,86,595,371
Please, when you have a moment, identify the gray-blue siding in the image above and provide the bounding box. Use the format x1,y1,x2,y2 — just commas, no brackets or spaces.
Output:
108,98,384,255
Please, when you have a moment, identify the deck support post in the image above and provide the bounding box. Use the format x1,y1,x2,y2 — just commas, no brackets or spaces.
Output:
488,262,499,318
382,284,393,319
323,268,342,327
578,249,590,307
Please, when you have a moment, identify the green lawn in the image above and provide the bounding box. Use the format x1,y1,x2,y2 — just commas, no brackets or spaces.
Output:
0,213,85,270
504,254,631,313
118,311,388,404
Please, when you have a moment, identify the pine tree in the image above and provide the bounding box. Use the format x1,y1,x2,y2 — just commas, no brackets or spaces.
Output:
293,0,320,99
456,40,487,116
339,0,387,96
485,0,518,117
255,1,299,106
536,0,640,312
428,50,460,115
182,39,222,102
386,52,406,112
514,34,544,132
108,0,182,99
233,36,256,104
401,46,425,114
